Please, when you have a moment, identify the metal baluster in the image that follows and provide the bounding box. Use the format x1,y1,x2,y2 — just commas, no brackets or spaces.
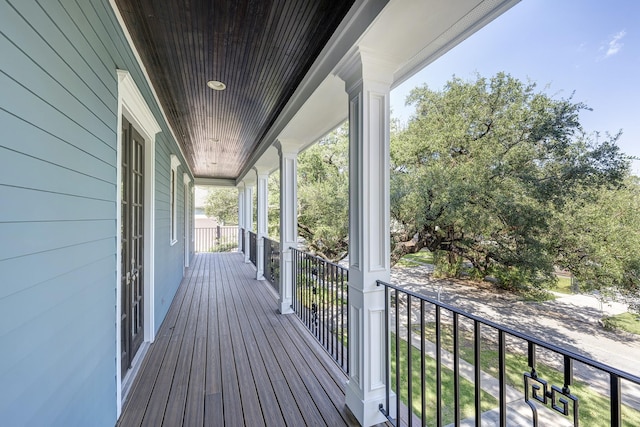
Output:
407,294,413,427
330,263,334,359
421,300,426,427
436,305,442,427
562,355,578,426
525,342,540,427
382,282,390,419
453,312,460,427
395,289,401,426
499,330,506,427
611,374,621,427
474,320,481,426
292,250,297,315
345,269,349,374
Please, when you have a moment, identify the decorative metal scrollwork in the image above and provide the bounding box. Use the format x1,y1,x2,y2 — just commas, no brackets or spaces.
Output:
524,371,579,426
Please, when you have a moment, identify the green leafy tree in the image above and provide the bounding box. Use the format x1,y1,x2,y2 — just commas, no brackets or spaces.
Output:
390,72,632,291
267,171,280,240
296,123,349,262
204,187,238,225
550,176,640,306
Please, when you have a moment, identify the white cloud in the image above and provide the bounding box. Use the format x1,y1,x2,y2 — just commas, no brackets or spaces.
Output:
605,30,626,57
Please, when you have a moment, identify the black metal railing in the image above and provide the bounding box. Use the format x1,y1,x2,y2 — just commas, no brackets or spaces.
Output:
240,228,245,254
376,279,640,427
194,226,238,252
248,231,257,266
263,237,280,292
291,248,349,373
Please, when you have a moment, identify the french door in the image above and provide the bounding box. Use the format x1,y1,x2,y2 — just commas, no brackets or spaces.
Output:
121,117,145,379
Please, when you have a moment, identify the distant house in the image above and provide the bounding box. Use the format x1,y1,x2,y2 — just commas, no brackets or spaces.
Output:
194,186,218,229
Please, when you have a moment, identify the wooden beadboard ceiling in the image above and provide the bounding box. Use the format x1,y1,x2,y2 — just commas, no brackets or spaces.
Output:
115,0,356,179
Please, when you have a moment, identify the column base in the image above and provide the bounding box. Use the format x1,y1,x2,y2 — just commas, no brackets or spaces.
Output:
345,379,389,427
278,301,293,314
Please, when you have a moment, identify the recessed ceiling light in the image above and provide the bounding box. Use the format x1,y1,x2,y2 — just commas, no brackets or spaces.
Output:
207,80,226,91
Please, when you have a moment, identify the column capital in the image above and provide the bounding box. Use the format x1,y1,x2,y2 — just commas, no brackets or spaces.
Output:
274,139,300,156
240,176,256,187
252,165,272,177
334,47,397,95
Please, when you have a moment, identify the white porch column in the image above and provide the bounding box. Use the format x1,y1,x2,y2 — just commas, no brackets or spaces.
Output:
276,140,298,314
238,184,245,251
243,183,254,263
336,49,394,427
254,167,269,280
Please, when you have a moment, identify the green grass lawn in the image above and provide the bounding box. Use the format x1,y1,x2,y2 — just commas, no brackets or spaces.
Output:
396,250,434,268
602,312,640,335
417,322,640,426
391,334,497,425
552,275,573,294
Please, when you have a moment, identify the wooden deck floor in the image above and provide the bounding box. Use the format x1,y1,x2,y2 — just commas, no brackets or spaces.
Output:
117,252,359,427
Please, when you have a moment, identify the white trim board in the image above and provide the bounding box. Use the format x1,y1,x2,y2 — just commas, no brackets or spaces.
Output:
116,69,159,416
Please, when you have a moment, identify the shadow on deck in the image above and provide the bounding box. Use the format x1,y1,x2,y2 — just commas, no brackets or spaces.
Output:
117,252,359,426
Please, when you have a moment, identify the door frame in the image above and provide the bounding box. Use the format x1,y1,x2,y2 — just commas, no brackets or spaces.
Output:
183,175,191,270
116,70,160,413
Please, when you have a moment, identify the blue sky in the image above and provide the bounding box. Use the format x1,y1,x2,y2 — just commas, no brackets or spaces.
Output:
390,0,640,175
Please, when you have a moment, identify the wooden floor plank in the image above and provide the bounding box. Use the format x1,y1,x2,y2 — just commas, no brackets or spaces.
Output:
183,336,206,426
216,257,245,427
224,260,291,427
205,253,222,396
161,259,204,427
117,255,201,427
118,252,359,427
240,268,350,427
141,265,199,427
229,261,332,426
116,335,170,427
223,276,265,426
247,257,358,424
183,257,210,426
237,292,307,426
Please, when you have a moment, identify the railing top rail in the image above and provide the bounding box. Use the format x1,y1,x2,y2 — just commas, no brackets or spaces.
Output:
291,248,348,271
264,236,279,245
377,279,640,385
